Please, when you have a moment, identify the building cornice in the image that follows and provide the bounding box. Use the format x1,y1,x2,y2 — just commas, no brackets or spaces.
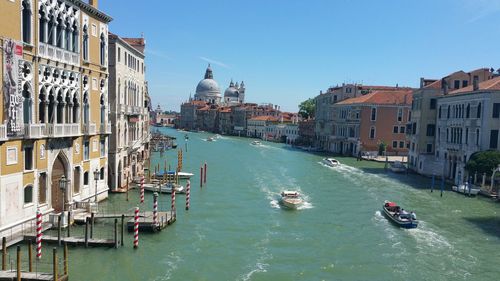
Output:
70,0,113,23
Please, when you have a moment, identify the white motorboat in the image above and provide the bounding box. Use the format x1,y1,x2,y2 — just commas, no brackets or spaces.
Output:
213,134,222,139
389,161,406,173
452,183,480,196
322,158,340,167
154,171,194,179
206,137,215,142
251,140,262,146
280,191,303,209
143,182,185,194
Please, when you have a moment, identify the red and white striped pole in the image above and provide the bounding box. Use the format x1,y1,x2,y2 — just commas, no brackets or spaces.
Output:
140,176,145,204
204,162,207,184
153,192,158,227
36,209,42,259
171,186,176,211
133,207,139,249
185,180,190,210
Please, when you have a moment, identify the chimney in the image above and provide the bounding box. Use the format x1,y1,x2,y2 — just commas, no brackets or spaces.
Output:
473,76,479,91
89,0,98,8
442,78,448,95
420,78,424,88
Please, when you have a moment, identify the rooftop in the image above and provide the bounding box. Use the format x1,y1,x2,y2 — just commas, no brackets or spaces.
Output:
336,89,412,105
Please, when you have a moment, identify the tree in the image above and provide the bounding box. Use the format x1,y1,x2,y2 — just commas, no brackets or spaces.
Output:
465,150,500,176
377,140,387,156
298,98,315,119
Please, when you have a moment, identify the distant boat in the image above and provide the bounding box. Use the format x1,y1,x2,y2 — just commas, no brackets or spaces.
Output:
206,137,215,142
251,140,261,146
452,183,480,196
389,161,406,173
143,182,185,194
213,134,222,139
322,158,340,167
280,191,303,209
382,201,418,229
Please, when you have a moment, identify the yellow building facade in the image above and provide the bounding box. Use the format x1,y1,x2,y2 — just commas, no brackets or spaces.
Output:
0,0,112,231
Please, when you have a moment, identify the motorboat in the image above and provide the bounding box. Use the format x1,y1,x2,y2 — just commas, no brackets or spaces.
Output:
322,158,340,167
251,140,262,146
213,134,222,139
154,171,194,180
452,183,480,196
143,182,185,194
382,201,418,229
389,161,406,173
206,137,215,142
280,191,303,209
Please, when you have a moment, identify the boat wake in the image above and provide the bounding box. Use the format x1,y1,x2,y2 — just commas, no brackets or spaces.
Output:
152,252,183,281
238,235,272,281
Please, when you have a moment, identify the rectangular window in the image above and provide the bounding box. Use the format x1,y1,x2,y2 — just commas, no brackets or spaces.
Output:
393,126,399,134
454,80,460,89
399,141,405,148
412,122,417,135
426,143,433,153
400,126,405,134
118,47,121,62
24,146,33,170
397,108,403,122
84,141,90,160
124,52,127,65
493,103,500,118
91,24,97,36
490,130,499,149
430,99,437,110
462,80,468,87
369,127,375,139
371,108,377,121
426,124,435,137
392,141,398,148
39,173,47,204
100,139,105,157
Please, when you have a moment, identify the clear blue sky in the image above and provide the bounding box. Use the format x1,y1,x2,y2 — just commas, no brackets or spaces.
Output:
100,0,500,112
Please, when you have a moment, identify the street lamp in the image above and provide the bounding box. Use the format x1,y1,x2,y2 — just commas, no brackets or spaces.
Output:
59,175,68,214
93,168,100,202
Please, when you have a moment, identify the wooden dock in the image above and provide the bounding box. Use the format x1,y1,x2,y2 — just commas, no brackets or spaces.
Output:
0,271,67,281
127,212,175,233
23,235,116,248
73,212,137,224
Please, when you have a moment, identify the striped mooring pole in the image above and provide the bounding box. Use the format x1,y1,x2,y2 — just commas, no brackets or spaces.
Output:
140,176,145,204
153,192,158,227
185,180,191,210
133,207,139,249
36,209,42,259
171,186,176,211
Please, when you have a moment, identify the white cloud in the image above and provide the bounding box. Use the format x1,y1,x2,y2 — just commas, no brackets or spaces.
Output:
145,49,171,60
199,56,230,69
462,0,500,23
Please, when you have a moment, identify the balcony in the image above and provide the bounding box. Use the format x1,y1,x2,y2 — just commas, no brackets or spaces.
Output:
83,123,97,135
99,122,112,134
24,124,47,139
0,124,7,141
38,42,80,66
46,123,81,137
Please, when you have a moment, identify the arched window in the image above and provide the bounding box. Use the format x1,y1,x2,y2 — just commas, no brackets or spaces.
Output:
74,167,81,194
73,93,79,123
65,18,71,51
48,14,56,45
100,94,105,125
24,185,33,204
56,15,63,48
100,33,105,65
100,167,105,180
22,0,32,44
82,25,89,61
369,126,376,139
477,103,481,118
23,84,31,123
83,91,89,124
56,91,64,124
83,171,89,185
72,21,79,53
48,89,55,123
39,8,46,43
39,89,46,123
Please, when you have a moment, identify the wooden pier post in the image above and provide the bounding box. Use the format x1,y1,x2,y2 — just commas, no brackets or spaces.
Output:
84,217,89,248
121,214,125,246
204,162,207,184
2,237,6,270
90,212,95,239
53,248,58,281
57,214,62,247
126,175,130,201
16,245,21,281
200,166,203,188
114,218,118,249
63,242,68,276
67,211,71,237
28,240,33,272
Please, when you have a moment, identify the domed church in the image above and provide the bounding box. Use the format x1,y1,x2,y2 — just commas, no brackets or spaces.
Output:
224,79,245,105
194,64,222,104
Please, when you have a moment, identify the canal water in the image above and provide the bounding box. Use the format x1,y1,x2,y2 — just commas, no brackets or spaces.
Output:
51,128,500,280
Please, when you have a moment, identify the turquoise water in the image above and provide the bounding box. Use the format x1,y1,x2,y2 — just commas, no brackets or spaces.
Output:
29,128,500,280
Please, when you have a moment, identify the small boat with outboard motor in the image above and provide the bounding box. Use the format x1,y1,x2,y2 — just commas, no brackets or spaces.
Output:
382,200,418,228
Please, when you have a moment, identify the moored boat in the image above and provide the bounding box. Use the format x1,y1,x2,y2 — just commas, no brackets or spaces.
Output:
389,161,406,173
154,171,194,180
143,182,185,194
206,137,215,142
382,201,418,228
280,191,303,209
452,183,480,196
322,158,340,167
251,140,261,145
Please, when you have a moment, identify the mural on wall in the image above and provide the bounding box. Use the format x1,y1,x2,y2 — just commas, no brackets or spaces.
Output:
2,39,24,136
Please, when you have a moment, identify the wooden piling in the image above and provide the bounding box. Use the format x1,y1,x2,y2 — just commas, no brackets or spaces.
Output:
63,242,68,276
204,162,207,184
90,212,95,239
121,214,125,246
126,175,130,201
53,248,58,281
114,218,118,248
28,240,32,272
2,237,6,270
57,214,62,247
67,211,71,237
200,166,203,188
84,218,89,248
16,245,21,281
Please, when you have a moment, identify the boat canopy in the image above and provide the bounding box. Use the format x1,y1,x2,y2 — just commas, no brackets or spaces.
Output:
385,202,397,207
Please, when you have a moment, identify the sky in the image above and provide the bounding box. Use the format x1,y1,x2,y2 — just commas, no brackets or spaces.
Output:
99,0,500,112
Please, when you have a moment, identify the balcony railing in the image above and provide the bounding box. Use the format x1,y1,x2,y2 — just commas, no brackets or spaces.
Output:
24,124,47,138
83,123,97,135
46,123,81,137
39,42,80,66
0,124,7,141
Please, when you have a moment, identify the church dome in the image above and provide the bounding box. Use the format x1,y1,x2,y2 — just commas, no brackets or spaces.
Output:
196,79,220,95
224,81,239,98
